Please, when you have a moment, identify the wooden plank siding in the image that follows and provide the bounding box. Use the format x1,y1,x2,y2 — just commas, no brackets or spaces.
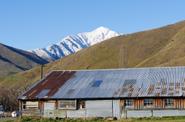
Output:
38,101,43,110
174,99,185,109
131,98,185,110
134,99,143,109
154,98,163,108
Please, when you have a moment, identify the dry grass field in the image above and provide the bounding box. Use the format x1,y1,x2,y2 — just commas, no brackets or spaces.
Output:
1,116,185,122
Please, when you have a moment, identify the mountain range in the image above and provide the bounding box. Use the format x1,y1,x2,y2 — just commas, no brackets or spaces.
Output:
0,43,48,77
0,27,119,77
31,26,119,61
1,20,185,89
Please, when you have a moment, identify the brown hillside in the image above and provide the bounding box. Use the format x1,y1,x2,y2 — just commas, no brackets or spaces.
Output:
1,20,185,89
0,43,48,77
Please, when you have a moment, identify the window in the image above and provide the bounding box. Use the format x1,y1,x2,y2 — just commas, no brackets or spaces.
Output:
22,101,26,110
44,101,55,110
22,101,38,110
165,99,174,107
123,79,137,87
59,100,76,109
124,99,133,107
144,99,153,106
91,80,103,87
77,100,86,109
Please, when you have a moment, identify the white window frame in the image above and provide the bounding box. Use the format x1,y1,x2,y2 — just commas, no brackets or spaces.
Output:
22,101,38,110
58,100,76,110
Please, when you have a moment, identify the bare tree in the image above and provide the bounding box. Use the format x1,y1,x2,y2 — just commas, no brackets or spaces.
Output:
0,87,20,111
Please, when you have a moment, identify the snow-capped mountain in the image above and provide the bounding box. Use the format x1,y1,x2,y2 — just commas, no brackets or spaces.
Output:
31,26,119,61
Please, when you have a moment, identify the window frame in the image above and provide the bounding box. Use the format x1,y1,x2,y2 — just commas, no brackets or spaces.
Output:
77,100,86,109
124,99,134,108
164,98,174,108
22,101,26,110
144,99,153,108
22,101,38,110
58,100,76,110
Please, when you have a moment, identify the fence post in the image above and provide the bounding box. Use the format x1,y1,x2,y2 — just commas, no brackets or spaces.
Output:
151,109,153,117
85,108,86,120
125,109,127,119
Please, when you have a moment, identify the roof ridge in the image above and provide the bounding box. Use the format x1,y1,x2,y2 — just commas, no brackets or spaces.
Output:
51,66,185,72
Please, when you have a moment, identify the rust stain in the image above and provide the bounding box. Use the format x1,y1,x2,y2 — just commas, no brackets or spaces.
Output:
24,71,76,99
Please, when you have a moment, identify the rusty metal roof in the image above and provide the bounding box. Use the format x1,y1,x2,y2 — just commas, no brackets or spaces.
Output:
22,71,75,99
19,67,185,100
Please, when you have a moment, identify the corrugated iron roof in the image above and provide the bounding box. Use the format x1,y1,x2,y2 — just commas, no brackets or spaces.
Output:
22,71,75,99
19,66,185,100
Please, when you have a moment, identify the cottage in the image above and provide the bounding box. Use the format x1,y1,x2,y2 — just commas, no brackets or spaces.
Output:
18,67,185,119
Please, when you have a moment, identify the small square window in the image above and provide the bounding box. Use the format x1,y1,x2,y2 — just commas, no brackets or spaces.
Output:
77,100,86,109
165,99,174,107
144,99,153,106
124,99,133,107
91,80,103,87
123,79,136,86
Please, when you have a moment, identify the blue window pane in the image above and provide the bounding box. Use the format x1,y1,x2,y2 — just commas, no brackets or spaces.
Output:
92,80,103,87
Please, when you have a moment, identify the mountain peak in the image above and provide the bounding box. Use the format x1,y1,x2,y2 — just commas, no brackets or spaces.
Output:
94,26,111,32
31,27,119,61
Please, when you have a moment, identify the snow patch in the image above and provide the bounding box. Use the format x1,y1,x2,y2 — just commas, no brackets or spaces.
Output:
31,26,119,61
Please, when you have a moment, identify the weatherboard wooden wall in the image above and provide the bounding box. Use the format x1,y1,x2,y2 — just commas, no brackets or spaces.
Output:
131,98,185,109
134,99,144,109
174,99,185,109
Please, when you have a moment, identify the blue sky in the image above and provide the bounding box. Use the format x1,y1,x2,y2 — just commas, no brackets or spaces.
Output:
0,0,185,50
